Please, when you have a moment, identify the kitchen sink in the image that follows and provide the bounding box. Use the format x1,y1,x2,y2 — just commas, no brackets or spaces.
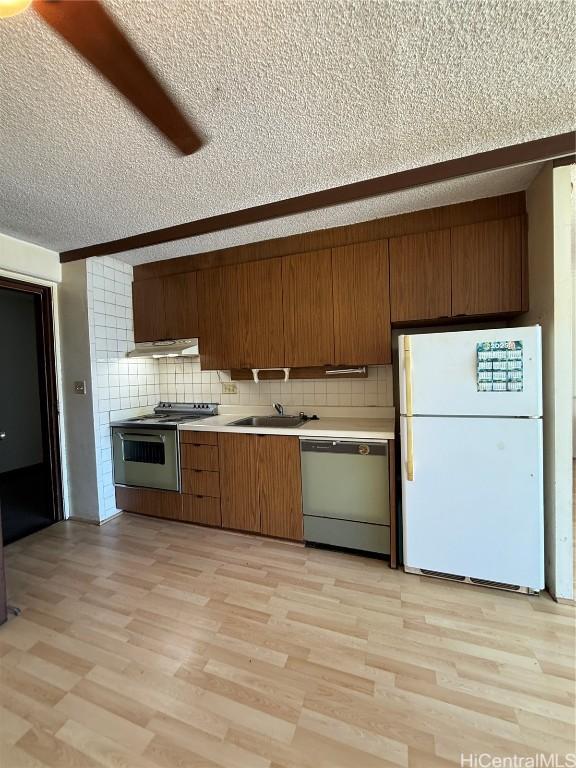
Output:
227,415,306,428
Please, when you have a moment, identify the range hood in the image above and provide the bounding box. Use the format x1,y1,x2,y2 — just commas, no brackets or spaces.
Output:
126,339,199,359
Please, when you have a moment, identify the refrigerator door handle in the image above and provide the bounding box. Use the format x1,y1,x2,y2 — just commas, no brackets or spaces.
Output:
404,336,415,481
404,336,413,417
406,417,414,481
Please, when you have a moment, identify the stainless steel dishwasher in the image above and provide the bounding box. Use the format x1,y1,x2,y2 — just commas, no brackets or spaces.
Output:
300,438,390,555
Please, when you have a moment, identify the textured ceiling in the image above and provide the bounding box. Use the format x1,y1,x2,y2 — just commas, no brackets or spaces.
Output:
0,0,574,264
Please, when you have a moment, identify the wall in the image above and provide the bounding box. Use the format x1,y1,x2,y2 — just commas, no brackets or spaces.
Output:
0,232,61,283
59,261,100,521
86,256,159,522
157,358,394,408
59,256,159,523
523,162,574,600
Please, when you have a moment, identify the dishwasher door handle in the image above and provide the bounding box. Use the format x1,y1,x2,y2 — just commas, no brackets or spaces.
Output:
300,439,388,456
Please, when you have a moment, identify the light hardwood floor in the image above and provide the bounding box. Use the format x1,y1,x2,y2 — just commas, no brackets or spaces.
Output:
1,514,574,767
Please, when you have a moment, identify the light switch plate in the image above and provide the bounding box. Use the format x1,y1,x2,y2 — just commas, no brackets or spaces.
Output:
222,382,238,395
74,380,87,395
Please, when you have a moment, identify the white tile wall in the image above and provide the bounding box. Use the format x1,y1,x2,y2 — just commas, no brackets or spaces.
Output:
157,358,394,408
86,256,160,521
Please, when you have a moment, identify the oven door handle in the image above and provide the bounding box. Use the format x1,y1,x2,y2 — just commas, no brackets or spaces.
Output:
117,432,166,443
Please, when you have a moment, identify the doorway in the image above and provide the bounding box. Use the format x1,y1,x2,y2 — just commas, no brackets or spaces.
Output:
0,277,63,544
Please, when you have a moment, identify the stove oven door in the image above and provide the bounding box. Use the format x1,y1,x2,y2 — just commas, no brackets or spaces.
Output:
112,427,180,491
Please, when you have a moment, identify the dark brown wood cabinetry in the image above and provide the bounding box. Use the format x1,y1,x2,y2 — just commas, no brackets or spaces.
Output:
197,265,242,370
237,258,285,369
163,272,199,340
258,435,303,540
132,196,528,361
133,273,199,342
332,240,391,364
115,486,183,520
219,432,303,540
219,432,261,533
282,249,334,368
390,229,452,323
133,278,165,343
451,216,524,317
180,430,222,527
198,259,285,370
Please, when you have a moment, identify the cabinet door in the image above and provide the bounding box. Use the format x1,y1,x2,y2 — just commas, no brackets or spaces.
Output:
451,217,524,316
282,249,334,367
390,230,451,323
163,272,199,340
133,278,166,342
332,240,391,364
258,436,303,540
197,266,242,369
219,433,261,532
237,258,284,368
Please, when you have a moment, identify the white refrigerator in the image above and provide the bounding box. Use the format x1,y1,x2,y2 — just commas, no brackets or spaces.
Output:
398,325,544,592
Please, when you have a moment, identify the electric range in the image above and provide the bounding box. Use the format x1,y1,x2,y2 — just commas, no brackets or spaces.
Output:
111,402,218,492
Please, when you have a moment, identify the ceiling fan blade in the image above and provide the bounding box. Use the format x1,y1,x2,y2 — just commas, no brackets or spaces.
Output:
33,0,203,155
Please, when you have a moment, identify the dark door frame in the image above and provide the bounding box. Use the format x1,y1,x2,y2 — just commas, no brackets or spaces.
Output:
0,276,64,526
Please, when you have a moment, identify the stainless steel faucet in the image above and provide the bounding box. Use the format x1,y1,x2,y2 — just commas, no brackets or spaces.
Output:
273,402,284,416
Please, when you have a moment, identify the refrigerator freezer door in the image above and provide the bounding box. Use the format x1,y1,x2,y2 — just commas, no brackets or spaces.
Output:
399,326,542,417
400,415,544,590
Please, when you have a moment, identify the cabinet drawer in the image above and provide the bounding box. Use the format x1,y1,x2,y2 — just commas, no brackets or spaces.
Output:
181,444,219,471
180,431,218,445
182,495,221,527
182,469,220,497
115,486,182,520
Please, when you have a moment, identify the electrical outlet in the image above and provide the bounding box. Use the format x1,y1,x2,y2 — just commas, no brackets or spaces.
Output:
74,380,87,395
222,382,238,395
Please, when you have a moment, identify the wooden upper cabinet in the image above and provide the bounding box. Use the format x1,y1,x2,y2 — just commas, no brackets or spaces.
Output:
219,433,261,533
451,216,524,317
133,278,165,342
197,265,243,370
237,258,285,369
163,272,199,340
390,230,452,323
282,249,334,367
133,273,200,342
332,240,391,365
258,436,303,540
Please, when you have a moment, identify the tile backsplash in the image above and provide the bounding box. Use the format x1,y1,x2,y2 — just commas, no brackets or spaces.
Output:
157,358,393,408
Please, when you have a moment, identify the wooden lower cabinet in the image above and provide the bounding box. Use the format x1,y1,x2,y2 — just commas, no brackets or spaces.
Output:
117,432,304,541
219,432,303,540
182,494,221,527
115,486,182,520
219,433,261,533
181,443,219,471
182,469,220,497
258,435,303,540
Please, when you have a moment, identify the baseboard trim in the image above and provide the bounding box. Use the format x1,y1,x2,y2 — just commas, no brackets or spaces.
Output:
67,511,123,527
552,595,576,605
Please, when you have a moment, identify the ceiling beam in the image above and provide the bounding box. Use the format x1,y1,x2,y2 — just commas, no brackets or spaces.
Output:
60,131,575,263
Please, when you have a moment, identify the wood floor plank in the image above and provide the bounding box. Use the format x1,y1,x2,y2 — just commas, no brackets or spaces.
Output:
1,514,573,767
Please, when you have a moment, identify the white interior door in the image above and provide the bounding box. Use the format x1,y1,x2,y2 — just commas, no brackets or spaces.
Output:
400,415,544,590
399,326,542,417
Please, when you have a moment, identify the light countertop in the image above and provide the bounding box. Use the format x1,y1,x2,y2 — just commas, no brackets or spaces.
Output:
179,414,395,441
